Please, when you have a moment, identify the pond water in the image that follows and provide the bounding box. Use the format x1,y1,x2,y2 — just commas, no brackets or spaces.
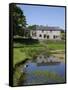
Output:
19,55,65,85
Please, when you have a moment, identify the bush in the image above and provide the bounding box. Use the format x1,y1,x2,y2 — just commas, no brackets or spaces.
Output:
13,37,39,45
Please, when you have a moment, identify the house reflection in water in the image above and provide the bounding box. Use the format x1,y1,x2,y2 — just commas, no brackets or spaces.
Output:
36,55,61,66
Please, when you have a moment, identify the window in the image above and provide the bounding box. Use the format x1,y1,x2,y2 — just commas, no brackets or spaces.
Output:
53,35,55,39
47,35,49,39
56,36,57,38
39,34,42,37
44,34,46,38
32,31,36,37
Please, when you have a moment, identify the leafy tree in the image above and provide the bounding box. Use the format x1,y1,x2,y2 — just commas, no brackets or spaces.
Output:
61,30,64,33
10,4,27,36
28,25,37,30
61,30,65,40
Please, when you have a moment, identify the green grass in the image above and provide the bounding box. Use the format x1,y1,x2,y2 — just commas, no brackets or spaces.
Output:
30,70,65,82
42,40,65,50
13,45,49,67
47,43,65,50
13,49,27,67
13,40,65,67
13,66,25,86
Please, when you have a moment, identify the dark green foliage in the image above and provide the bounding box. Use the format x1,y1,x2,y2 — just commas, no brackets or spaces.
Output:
10,4,27,36
28,25,37,30
13,37,39,45
61,30,65,33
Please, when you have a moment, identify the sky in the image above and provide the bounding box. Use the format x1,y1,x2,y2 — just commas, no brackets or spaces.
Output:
17,4,65,29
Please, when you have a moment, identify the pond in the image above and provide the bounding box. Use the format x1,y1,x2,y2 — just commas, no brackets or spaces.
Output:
18,55,65,86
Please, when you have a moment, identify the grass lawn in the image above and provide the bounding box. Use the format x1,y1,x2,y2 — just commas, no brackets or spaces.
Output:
47,43,65,50
42,40,65,50
13,44,48,67
13,48,27,67
13,40,65,67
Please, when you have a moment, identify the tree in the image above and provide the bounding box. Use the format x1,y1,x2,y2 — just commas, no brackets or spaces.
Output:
10,4,27,36
28,25,37,30
61,30,65,40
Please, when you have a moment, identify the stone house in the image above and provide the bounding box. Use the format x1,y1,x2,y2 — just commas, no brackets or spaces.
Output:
30,26,63,40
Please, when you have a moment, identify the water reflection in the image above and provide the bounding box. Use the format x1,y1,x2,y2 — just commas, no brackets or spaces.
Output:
36,55,60,64
19,55,65,85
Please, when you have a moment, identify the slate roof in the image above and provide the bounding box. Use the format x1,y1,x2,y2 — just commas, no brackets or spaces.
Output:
34,25,64,31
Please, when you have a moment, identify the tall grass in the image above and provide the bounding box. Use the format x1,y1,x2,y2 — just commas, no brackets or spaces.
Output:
30,70,65,82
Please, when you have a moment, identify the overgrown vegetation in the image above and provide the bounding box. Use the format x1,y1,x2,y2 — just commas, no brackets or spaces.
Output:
13,39,65,67
30,70,65,82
